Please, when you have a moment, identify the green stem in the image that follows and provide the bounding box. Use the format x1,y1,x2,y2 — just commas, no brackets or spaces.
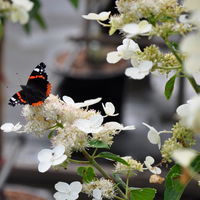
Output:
157,66,181,70
82,149,127,199
125,171,131,198
114,195,126,200
68,158,90,165
164,37,200,94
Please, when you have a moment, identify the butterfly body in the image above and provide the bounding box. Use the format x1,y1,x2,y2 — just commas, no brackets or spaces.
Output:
9,63,51,107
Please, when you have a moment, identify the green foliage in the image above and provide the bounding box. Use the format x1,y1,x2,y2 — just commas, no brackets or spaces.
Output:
24,0,47,34
130,188,156,200
165,74,176,100
164,165,187,200
88,140,109,149
69,0,79,8
97,152,129,166
77,166,96,183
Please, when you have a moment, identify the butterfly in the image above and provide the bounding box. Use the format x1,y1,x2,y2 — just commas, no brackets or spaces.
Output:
9,62,51,106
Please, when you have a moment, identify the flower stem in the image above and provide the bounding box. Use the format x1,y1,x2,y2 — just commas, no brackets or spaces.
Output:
68,158,90,165
164,37,200,94
82,149,127,199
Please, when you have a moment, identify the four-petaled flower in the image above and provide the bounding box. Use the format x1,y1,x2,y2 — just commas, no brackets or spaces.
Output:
37,145,67,173
143,122,161,149
92,189,102,200
122,20,152,38
82,11,111,21
144,156,161,174
106,38,140,64
73,114,104,134
102,102,118,116
125,60,153,80
0,122,22,132
54,181,82,200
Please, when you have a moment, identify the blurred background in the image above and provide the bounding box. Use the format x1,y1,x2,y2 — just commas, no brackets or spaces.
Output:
0,0,199,199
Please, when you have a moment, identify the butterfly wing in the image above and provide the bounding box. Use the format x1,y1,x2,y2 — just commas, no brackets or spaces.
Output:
9,90,27,106
25,62,51,105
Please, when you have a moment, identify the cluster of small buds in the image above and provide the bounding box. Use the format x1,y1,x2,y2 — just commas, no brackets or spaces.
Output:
82,178,115,199
0,0,33,24
114,156,143,173
172,123,195,147
161,138,183,163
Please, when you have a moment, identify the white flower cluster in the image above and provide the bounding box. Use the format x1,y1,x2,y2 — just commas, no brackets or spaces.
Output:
0,0,33,24
2,94,135,158
106,38,153,80
180,0,200,75
82,178,115,199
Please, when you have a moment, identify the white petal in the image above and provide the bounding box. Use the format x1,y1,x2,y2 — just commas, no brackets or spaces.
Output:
37,149,52,162
93,189,102,199
54,192,68,200
125,67,146,80
172,149,197,167
138,20,152,34
104,122,124,130
0,123,14,132
98,11,111,21
89,114,104,128
12,0,33,11
55,182,70,193
38,162,51,173
150,167,162,175
83,97,102,107
70,181,82,193
82,11,110,21
53,145,65,158
63,96,75,105
176,104,189,117
102,102,116,116
52,155,67,166
123,125,136,130
139,61,153,72
13,122,22,131
68,193,79,200
74,119,91,133
145,156,155,165
122,23,139,37
106,51,121,63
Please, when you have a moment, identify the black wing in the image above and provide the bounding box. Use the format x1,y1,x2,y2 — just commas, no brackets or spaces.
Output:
9,90,27,106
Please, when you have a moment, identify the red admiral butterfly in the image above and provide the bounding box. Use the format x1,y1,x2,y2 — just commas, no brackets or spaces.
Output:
9,62,51,106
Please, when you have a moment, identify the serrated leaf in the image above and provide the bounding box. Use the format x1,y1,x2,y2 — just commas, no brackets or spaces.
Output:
69,0,79,8
77,166,95,183
89,140,109,149
165,74,176,100
130,188,156,200
97,152,129,166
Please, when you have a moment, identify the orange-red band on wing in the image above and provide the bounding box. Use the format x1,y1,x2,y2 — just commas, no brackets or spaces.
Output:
31,101,43,106
46,83,52,96
16,92,27,103
29,75,46,80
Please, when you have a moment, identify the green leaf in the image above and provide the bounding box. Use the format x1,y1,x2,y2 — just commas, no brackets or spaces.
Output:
88,140,109,149
191,154,200,172
97,152,129,166
69,0,79,8
164,165,188,200
130,188,156,200
48,130,55,139
35,12,47,29
165,74,176,100
77,166,95,183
